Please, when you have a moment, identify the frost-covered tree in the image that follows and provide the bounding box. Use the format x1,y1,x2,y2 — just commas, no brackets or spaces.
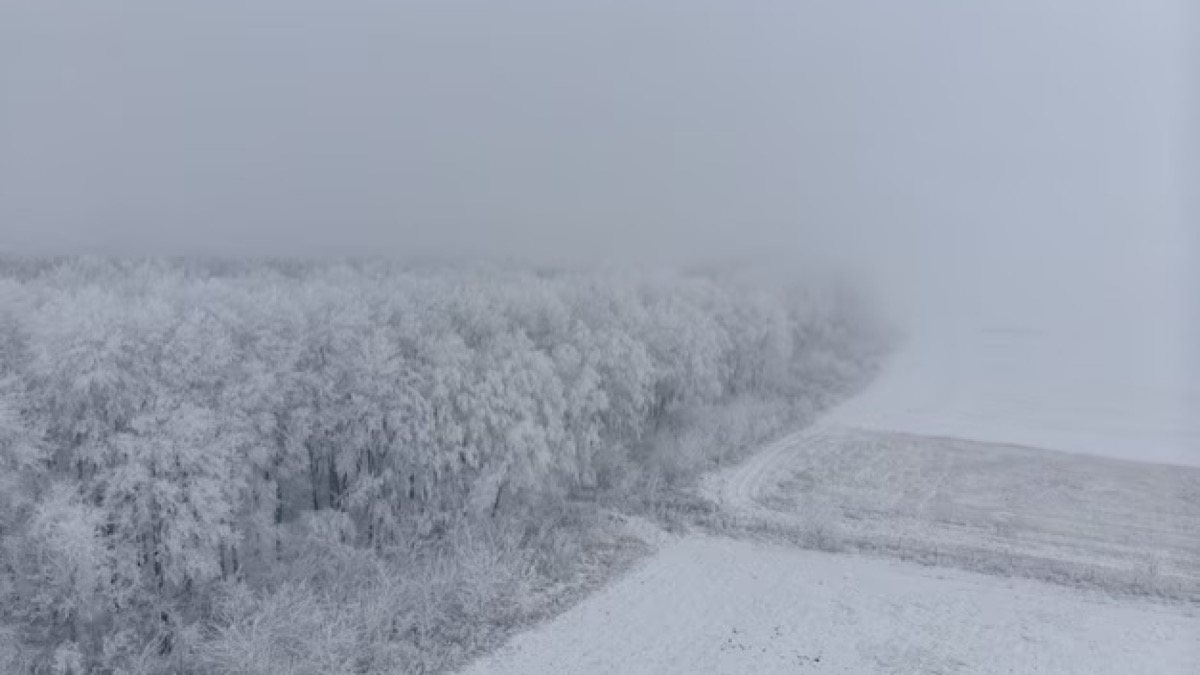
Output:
0,257,886,673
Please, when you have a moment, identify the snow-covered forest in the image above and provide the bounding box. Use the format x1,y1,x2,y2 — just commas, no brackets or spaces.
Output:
0,257,887,674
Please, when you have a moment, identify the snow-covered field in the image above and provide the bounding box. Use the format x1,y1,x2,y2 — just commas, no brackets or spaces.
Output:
463,537,1197,675
460,325,1200,674
835,322,1199,467
719,426,1200,600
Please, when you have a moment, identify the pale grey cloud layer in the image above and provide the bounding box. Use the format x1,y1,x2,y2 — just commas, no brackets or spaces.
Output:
1,1,1192,362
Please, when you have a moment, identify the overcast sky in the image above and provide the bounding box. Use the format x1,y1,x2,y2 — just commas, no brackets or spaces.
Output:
0,2,1193,357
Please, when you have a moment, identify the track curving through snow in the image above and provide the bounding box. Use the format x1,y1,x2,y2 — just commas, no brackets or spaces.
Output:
707,422,1200,601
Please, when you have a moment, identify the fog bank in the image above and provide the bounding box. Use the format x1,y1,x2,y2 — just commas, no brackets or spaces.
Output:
1,2,1192,367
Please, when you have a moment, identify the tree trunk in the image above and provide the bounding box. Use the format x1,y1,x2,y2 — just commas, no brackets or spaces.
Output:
327,447,341,510
491,478,508,519
307,442,321,511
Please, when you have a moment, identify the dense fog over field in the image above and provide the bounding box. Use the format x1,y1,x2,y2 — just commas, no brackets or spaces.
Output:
1,2,1194,421
1,1,1190,315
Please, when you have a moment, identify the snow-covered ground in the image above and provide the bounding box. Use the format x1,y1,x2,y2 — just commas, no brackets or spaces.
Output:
836,320,1199,467
463,537,1197,675
460,323,1200,674
717,426,1200,599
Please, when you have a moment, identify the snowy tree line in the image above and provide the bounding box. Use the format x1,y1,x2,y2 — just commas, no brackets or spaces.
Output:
0,257,887,673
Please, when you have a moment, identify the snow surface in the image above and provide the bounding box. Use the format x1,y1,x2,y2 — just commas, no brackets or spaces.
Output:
713,425,1200,598
462,537,1199,675
833,322,1199,466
